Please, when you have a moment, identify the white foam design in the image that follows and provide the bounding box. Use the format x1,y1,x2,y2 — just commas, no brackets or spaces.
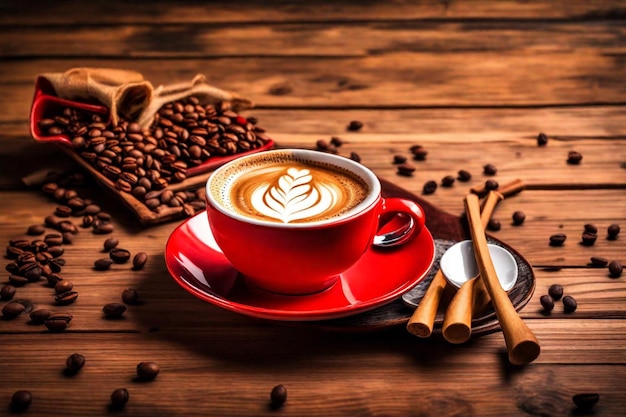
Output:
250,167,339,223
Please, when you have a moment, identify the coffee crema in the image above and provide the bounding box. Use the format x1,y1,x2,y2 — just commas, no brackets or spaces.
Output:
212,156,370,224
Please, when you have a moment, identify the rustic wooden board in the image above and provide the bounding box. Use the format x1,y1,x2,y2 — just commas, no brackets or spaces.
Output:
1,0,624,24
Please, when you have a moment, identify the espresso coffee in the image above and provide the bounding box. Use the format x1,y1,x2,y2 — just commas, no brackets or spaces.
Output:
210,153,370,224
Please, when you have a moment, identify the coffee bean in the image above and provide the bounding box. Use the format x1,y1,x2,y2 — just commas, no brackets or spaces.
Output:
136,361,160,381
30,308,52,324
26,224,45,235
457,169,472,182
549,233,567,246
396,163,415,177
10,390,32,412
103,303,127,319
512,211,526,225
484,179,499,191
55,291,79,306
0,285,16,301
44,312,73,331
65,353,86,374
487,219,501,231
270,384,287,408
46,272,64,287
567,151,583,164
581,232,597,246
54,205,72,217
441,175,455,187
563,295,577,313
539,295,554,312
349,152,361,163
9,274,29,287
110,388,129,409
572,393,599,410
2,301,26,318
103,237,119,252
536,132,548,146
548,284,563,300
608,261,623,278
330,136,343,147
110,248,131,264
55,280,74,294
94,223,114,235
94,257,113,270
422,180,437,195
122,288,140,305
347,120,363,131
483,164,497,175
607,223,620,240
590,256,609,267
132,252,148,270
583,223,597,234
48,246,64,258
412,148,428,161
393,155,407,164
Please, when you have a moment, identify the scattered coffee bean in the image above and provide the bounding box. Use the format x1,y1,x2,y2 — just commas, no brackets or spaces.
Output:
29,309,52,324
55,280,74,294
110,388,129,409
44,312,73,331
0,285,16,301
567,151,583,164
484,179,499,191
536,132,548,146
457,169,472,182
46,273,64,287
590,256,609,267
422,180,437,195
572,393,599,410
26,224,45,236
548,284,564,300
487,219,501,231
10,390,32,412
132,252,148,270
539,295,554,312
412,147,428,161
94,258,114,270
563,295,577,313
103,303,127,319
270,384,287,408
393,155,407,164
315,139,329,151
396,163,416,176
103,237,119,252
583,224,598,234
65,353,86,374
608,261,623,278
483,164,497,175
109,248,131,264
512,211,526,225
93,223,114,234
581,232,597,246
347,120,363,131
136,361,160,381
348,152,361,163
330,136,343,147
122,288,140,305
549,233,567,246
2,301,26,318
441,175,455,187
607,223,620,240
55,291,79,306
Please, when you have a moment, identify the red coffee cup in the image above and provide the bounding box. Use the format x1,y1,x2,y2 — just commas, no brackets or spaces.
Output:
206,149,426,295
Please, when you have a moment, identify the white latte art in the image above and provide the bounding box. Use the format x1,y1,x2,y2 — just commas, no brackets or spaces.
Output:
250,168,340,223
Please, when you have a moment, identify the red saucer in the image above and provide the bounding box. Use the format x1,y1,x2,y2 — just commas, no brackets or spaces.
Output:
165,211,436,321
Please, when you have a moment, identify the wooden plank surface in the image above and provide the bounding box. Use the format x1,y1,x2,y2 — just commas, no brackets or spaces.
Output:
0,1,625,416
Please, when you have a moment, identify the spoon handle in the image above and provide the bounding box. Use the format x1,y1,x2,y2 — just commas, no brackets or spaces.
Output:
464,193,541,365
406,269,447,337
442,191,502,344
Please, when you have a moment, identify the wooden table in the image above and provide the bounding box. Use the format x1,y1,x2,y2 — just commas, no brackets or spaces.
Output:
1,1,625,415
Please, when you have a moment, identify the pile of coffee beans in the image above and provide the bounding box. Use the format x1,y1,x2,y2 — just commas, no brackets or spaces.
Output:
37,98,270,214
539,284,577,313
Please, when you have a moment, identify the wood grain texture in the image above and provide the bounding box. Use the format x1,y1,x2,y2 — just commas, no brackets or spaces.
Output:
0,0,625,416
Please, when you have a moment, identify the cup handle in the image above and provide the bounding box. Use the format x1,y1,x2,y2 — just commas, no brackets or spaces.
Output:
373,198,426,248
